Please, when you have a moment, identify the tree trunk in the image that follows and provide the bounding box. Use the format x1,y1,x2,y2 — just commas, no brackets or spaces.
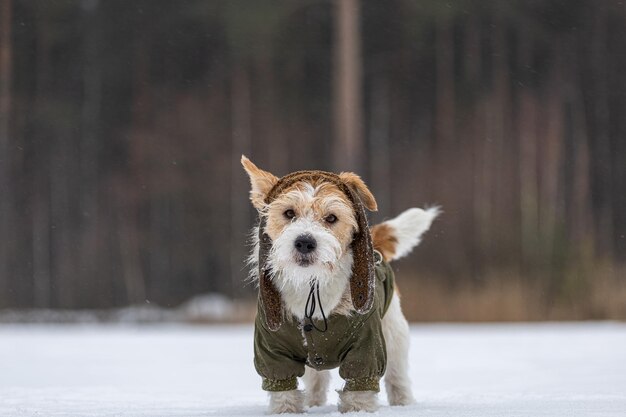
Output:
333,0,363,173
368,76,391,215
517,25,539,273
590,5,612,255
0,0,12,306
31,6,53,307
256,53,287,175
116,30,149,306
435,16,455,146
230,64,252,298
32,174,51,307
79,0,102,304
464,15,484,280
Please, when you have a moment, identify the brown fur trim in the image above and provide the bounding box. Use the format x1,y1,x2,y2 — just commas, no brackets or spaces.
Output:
258,217,283,331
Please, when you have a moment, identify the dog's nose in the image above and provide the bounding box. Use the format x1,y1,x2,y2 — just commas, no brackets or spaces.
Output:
294,235,317,254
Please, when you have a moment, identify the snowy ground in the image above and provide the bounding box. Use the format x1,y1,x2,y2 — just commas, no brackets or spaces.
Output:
1,323,625,417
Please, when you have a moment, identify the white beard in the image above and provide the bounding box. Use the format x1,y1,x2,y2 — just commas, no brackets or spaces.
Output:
248,220,354,320
268,218,353,319
272,251,353,320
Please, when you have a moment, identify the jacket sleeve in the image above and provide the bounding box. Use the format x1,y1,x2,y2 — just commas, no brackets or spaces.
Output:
337,312,387,391
336,261,393,391
254,317,306,391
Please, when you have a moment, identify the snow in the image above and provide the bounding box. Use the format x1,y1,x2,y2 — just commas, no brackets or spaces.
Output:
1,322,625,416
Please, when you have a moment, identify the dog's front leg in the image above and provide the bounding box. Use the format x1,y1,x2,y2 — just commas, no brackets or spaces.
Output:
336,315,384,413
302,367,330,407
268,389,305,414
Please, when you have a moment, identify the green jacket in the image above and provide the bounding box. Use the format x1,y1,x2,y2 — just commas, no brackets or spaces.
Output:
254,260,395,392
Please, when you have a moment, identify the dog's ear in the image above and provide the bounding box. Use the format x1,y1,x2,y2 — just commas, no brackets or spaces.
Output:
339,172,378,212
241,155,278,210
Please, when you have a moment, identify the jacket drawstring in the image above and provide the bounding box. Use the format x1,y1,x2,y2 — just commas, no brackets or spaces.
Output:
304,281,328,332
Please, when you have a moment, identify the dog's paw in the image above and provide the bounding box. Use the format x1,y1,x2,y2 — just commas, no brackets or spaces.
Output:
268,390,305,414
337,390,379,413
387,384,416,406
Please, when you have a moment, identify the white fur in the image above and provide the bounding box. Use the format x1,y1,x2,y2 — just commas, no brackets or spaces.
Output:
384,207,440,260
382,293,416,405
268,214,353,319
268,389,304,414
302,367,331,407
247,219,354,320
269,217,343,286
246,226,261,282
272,254,352,320
337,390,379,413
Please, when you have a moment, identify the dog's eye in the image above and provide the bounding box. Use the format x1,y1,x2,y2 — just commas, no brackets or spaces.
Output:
325,214,337,224
284,209,296,219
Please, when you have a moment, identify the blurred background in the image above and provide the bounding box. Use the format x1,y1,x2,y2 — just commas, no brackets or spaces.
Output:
0,0,625,322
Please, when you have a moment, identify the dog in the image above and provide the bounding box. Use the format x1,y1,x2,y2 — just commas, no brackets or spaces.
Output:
242,155,439,413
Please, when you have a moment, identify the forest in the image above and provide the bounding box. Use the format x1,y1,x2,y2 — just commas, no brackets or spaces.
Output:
0,0,625,320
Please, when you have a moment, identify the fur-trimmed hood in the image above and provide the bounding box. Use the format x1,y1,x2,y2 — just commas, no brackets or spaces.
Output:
256,170,377,331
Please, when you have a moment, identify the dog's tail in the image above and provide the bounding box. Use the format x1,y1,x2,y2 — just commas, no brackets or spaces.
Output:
370,207,440,262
